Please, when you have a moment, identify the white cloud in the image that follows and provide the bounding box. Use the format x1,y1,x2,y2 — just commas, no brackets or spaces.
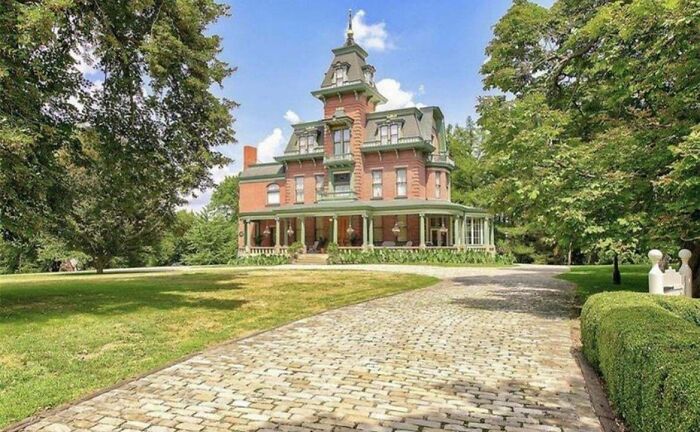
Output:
283,110,301,124
351,10,391,51
375,78,424,111
256,128,285,163
418,84,425,95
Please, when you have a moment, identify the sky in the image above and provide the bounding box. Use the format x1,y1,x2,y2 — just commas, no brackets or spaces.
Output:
186,0,553,210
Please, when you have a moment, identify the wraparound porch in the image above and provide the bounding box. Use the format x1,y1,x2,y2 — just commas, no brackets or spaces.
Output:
238,200,495,255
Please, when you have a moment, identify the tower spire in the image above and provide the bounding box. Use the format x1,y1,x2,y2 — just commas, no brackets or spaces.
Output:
345,9,354,46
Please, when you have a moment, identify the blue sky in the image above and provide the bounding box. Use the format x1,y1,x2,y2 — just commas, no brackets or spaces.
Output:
187,0,553,210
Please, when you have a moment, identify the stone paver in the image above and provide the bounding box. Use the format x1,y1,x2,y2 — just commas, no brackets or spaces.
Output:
20,265,602,432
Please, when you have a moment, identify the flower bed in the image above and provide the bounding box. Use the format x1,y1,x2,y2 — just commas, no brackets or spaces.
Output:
326,244,513,265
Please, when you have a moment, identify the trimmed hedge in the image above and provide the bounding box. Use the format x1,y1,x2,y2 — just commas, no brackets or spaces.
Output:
581,292,700,432
326,245,514,265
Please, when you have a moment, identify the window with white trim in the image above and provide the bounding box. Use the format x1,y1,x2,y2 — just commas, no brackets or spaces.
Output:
435,171,442,198
395,168,407,197
467,218,484,245
333,128,350,155
364,69,374,84
314,174,324,199
379,123,400,145
298,134,317,153
294,176,304,203
371,170,383,199
333,67,347,86
266,184,280,205
333,172,351,196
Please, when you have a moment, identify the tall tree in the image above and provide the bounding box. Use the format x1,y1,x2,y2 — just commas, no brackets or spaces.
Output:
0,1,80,239
477,0,700,287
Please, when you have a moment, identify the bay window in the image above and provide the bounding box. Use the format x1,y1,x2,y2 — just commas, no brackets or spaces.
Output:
333,128,350,155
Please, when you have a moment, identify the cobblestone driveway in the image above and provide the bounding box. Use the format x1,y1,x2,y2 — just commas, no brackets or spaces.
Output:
21,265,602,432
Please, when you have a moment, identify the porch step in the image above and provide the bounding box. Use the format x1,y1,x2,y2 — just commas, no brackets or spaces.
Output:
294,254,329,265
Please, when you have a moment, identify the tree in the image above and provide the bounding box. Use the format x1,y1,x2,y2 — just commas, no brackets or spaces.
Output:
183,207,236,265
210,175,239,220
0,1,79,240
446,117,486,206
34,0,237,273
476,0,700,287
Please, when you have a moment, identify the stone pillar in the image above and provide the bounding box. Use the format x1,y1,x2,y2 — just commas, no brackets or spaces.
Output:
454,217,461,248
419,213,426,249
362,214,369,250
648,249,664,295
300,217,306,253
274,217,281,251
368,216,374,248
332,215,338,244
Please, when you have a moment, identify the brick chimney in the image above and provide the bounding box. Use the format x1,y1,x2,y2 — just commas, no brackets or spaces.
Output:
243,146,257,170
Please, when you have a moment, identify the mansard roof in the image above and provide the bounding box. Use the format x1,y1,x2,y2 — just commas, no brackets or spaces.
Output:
320,43,370,88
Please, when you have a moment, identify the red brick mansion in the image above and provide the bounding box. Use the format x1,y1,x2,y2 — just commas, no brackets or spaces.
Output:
238,17,493,254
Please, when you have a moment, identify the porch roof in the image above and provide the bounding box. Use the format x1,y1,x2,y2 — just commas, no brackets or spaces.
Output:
240,199,488,220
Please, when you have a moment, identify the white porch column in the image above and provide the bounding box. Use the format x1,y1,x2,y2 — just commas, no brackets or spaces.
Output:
453,217,461,248
332,215,338,244
368,216,374,248
490,217,495,246
243,220,250,253
484,217,490,247
274,217,281,251
462,215,468,247
300,217,306,252
283,219,289,246
362,214,369,250
419,213,426,249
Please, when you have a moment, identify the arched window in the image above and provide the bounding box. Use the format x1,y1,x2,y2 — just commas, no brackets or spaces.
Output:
266,184,280,205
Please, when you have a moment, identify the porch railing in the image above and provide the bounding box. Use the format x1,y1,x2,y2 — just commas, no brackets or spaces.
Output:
323,153,354,165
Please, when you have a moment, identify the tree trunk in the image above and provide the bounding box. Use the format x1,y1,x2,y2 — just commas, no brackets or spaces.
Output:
94,255,109,274
613,253,621,285
567,241,573,266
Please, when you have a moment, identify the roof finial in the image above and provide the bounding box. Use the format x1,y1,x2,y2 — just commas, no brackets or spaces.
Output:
345,9,354,45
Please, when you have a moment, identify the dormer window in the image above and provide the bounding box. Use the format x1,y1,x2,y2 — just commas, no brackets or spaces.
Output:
364,69,374,84
333,67,347,86
298,134,317,154
379,123,400,145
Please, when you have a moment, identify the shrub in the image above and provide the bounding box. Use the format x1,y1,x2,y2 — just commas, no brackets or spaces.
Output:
288,241,305,258
581,292,700,432
326,247,514,266
229,254,290,266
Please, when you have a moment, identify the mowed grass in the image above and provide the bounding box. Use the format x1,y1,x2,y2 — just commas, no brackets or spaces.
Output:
558,264,648,304
0,268,437,427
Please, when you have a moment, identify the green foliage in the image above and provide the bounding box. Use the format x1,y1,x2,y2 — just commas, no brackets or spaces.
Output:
559,264,648,304
581,292,700,431
446,117,487,206
288,241,304,258
183,208,236,265
327,248,513,266
476,0,700,277
229,254,290,266
209,176,239,220
1,1,236,273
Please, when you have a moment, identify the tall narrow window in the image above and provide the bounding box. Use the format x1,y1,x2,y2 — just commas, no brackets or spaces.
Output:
390,123,399,143
395,168,407,197
371,170,383,199
333,172,351,197
298,136,308,154
266,184,280,205
379,125,389,144
314,174,324,200
333,67,346,86
295,176,304,203
333,128,350,155
435,172,442,198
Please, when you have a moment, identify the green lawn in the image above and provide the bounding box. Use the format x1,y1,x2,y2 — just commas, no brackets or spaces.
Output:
558,264,648,304
0,268,437,428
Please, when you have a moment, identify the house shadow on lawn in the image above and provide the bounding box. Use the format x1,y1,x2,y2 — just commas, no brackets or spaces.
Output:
448,273,575,320
0,272,249,324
